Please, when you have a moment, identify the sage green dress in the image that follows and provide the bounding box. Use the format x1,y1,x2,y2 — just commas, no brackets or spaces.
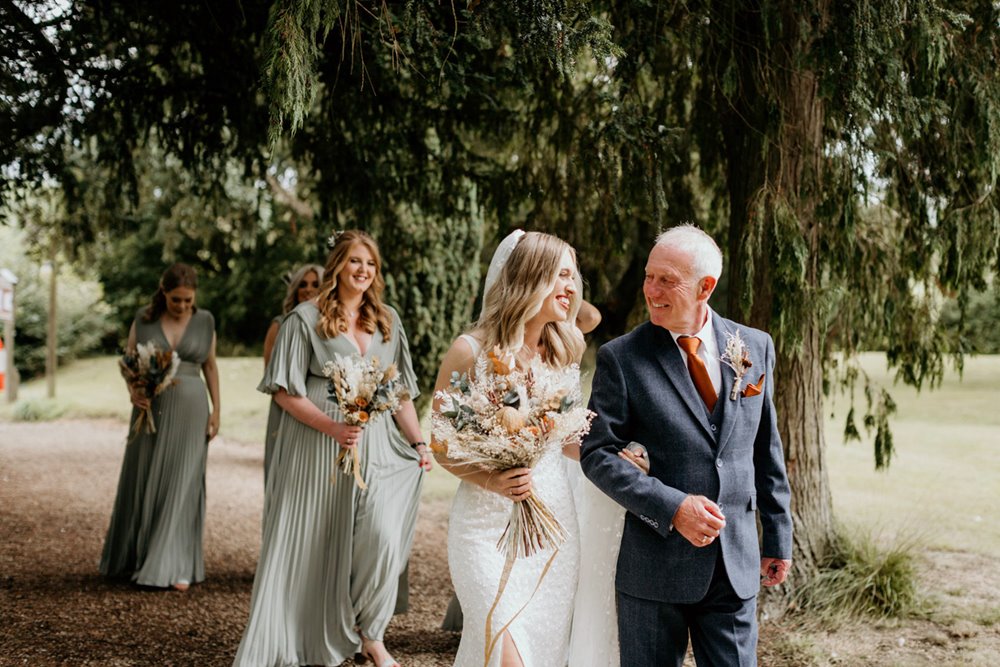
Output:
263,314,285,486
234,301,423,667
100,308,214,588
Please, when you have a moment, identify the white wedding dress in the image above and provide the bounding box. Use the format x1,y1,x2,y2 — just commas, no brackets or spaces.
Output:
448,446,580,666
566,463,625,667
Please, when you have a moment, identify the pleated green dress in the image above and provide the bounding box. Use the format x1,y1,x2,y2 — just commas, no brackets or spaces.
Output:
234,301,423,667
263,314,284,486
100,308,214,588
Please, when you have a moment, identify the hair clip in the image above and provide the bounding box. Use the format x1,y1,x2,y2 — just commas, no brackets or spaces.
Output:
326,230,346,249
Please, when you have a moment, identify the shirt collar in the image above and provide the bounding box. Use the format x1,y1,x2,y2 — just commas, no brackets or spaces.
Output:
668,309,717,354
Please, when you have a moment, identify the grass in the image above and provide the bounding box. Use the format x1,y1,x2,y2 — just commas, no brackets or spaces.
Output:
824,353,1000,557
4,352,999,527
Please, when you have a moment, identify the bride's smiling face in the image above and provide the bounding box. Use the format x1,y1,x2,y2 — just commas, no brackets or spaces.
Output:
534,249,577,325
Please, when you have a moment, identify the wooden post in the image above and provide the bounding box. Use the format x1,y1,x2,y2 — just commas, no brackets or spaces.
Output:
45,247,58,399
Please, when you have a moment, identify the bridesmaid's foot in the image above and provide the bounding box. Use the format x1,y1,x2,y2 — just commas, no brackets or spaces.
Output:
171,580,190,592
358,637,400,667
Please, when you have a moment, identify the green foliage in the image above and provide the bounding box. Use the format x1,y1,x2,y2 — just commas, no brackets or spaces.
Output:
11,398,67,422
793,526,924,623
86,149,325,349
0,226,117,379
372,191,485,413
3,0,1000,482
940,283,1000,354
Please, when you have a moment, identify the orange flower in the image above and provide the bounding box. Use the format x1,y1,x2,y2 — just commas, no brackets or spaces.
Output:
356,411,370,423
488,346,512,376
355,396,369,408
524,425,540,438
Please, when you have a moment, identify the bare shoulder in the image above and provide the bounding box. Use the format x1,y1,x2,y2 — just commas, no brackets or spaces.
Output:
434,334,481,393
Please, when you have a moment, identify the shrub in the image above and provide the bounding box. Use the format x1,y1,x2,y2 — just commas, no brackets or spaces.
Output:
793,526,924,623
0,227,118,380
12,398,67,422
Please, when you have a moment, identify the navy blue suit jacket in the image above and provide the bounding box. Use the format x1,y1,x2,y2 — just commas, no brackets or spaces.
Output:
580,313,793,603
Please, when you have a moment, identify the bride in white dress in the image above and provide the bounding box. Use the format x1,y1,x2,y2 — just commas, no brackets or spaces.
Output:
432,231,586,667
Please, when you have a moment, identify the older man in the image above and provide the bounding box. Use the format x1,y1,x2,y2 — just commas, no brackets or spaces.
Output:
581,224,793,666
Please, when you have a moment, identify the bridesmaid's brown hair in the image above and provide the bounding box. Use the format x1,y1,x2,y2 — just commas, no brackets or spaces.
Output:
144,263,198,322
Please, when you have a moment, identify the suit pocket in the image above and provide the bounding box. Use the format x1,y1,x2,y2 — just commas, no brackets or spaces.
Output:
742,374,765,398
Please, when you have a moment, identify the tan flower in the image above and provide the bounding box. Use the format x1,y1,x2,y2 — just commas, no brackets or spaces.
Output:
495,406,525,434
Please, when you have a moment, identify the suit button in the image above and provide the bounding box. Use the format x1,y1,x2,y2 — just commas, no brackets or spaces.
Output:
716,459,723,468
710,424,718,432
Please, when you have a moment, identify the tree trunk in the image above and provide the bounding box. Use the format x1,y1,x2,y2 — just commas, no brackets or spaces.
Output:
718,2,838,602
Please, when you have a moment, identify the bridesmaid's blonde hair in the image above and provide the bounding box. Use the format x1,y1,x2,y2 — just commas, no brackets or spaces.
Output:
475,231,585,368
282,263,325,315
316,230,392,340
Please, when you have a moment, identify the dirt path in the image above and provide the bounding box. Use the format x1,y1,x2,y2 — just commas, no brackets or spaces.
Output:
1,419,998,666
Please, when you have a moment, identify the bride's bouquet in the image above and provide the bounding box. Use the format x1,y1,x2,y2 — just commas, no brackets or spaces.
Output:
118,342,181,439
323,353,411,490
432,347,595,560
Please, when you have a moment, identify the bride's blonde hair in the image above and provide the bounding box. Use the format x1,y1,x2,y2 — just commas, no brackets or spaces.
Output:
474,231,585,368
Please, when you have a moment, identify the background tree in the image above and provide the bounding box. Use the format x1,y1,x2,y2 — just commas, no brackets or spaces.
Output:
3,0,999,596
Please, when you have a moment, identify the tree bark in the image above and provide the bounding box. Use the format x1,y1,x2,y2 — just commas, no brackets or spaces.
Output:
718,2,837,600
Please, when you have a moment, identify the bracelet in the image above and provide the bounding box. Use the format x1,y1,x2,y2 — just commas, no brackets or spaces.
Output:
410,441,427,450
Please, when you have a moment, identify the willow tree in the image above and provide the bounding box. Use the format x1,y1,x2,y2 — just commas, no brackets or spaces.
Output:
5,0,999,585
1,0,616,407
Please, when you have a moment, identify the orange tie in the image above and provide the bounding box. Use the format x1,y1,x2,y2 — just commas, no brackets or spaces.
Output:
677,336,717,413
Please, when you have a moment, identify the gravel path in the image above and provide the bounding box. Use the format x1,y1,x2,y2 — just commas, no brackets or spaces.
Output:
4,419,999,666
0,419,459,666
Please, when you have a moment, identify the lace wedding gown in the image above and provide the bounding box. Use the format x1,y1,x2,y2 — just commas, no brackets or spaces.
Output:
448,446,580,666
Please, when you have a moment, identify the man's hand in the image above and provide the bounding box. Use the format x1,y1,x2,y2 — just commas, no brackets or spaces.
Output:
672,495,726,547
760,558,791,586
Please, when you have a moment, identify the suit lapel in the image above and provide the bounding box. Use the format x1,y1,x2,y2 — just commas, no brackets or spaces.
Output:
648,325,715,441
713,313,738,454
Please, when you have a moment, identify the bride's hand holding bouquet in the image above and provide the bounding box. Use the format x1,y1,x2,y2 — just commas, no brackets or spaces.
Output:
432,346,594,560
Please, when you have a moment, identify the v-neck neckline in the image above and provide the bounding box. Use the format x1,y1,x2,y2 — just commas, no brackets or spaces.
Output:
159,313,194,352
343,329,374,357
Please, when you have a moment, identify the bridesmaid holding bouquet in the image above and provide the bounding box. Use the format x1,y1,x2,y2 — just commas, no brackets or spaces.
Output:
100,262,221,591
234,230,430,667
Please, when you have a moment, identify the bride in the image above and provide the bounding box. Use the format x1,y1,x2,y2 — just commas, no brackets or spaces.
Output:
432,231,586,667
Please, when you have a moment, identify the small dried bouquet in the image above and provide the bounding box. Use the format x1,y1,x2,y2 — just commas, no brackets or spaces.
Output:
432,347,595,560
323,353,410,489
118,341,181,438
720,330,753,400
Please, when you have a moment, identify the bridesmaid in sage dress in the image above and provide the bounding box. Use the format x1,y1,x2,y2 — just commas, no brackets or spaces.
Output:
262,263,323,485
100,263,221,591
234,230,432,667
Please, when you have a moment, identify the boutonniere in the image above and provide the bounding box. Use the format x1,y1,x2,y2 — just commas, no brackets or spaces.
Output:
720,331,753,401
